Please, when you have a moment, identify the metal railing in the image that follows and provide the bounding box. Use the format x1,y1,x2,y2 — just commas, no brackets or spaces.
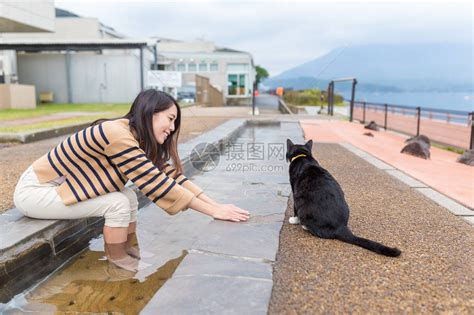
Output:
352,101,473,150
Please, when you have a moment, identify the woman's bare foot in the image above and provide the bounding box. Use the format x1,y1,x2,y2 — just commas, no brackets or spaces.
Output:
126,246,141,259
126,246,155,260
108,254,139,272
105,241,139,272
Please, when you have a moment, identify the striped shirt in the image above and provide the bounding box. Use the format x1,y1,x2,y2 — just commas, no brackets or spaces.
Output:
32,118,203,215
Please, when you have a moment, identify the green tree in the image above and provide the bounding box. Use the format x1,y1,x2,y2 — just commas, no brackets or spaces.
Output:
255,65,269,86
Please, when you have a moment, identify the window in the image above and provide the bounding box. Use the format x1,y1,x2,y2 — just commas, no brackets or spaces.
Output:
227,63,248,72
228,74,247,96
188,63,197,72
198,62,208,72
177,63,186,72
165,64,175,71
210,62,218,72
239,74,246,95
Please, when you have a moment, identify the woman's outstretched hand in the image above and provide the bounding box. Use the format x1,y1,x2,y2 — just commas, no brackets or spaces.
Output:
212,203,250,222
189,196,250,222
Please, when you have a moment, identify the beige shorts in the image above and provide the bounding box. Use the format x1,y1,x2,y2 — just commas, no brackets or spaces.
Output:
13,165,138,228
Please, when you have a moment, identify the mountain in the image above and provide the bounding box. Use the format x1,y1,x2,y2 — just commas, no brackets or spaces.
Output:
265,43,473,92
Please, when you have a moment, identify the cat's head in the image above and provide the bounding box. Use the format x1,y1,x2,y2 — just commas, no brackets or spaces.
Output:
286,139,313,162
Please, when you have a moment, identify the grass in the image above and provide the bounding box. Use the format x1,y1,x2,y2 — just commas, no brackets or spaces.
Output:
432,143,466,155
0,114,122,133
0,103,130,133
283,88,345,107
0,103,131,121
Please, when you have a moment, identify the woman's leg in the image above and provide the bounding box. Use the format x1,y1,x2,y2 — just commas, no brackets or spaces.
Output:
103,226,129,243
14,170,139,271
120,187,153,260
120,187,141,258
120,187,138,232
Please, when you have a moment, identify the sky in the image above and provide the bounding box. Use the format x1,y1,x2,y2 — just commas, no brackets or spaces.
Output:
56,0,473,76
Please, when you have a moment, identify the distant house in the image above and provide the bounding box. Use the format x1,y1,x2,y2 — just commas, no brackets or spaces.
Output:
0,8,152,104
152,38,256,106
0,0,55,109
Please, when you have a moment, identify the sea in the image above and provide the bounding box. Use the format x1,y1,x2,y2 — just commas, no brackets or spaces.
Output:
337,91,473,113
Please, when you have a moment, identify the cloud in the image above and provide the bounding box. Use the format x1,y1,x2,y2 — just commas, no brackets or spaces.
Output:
56,1,472,76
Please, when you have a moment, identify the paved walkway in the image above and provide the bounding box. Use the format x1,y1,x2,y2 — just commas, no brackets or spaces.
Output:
304,105,349,117
269,142,473,314
300,120,474,209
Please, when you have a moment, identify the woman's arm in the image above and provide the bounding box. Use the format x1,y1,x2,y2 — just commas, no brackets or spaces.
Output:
189,196,250,222
197,192,219,205
161,164,249,220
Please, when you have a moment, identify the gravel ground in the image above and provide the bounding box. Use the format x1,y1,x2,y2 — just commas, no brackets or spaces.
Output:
0,116,230,213
269,143,473,314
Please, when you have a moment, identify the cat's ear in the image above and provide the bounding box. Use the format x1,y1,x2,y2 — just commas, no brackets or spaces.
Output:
286,139,294,150
305,139,313,151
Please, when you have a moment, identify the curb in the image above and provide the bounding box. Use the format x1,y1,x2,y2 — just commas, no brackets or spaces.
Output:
0,118,247,303
0,122,94,144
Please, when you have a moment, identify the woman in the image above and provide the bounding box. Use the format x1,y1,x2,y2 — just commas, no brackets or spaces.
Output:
13,89,250,272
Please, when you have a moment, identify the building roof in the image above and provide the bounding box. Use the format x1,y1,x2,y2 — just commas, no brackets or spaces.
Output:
150,37,183,43
0,38,150,51
55,8,80,18
55,7,125,39
152,37,252,57
214,47,247,54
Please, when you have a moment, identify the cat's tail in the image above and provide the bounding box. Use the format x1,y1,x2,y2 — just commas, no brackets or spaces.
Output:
335,227,401,257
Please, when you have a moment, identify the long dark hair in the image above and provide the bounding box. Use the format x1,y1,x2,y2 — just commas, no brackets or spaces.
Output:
92,89,183,174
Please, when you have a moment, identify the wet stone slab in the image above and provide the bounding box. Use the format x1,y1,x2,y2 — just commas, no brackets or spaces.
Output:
141,276,272,315
172,251,273,279
221,198,287,217
191,220,282,261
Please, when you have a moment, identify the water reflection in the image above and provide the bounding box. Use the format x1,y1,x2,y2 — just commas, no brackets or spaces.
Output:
3,245,187,314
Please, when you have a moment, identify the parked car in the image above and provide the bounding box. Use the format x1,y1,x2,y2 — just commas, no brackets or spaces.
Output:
177,92,195,103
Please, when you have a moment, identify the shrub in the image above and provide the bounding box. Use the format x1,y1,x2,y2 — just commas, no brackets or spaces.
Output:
283,89,343,106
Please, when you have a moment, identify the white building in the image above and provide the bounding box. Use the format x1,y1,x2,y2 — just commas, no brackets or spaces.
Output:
0,0,55,108
153,38,256,106
0,0,55,84
0,0,54,32
0,8,152,103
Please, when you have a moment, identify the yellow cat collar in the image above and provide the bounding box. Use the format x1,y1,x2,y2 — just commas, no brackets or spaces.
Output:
291,154,307,162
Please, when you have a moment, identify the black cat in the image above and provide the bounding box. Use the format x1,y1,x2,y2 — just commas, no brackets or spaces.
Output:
286,139,401,257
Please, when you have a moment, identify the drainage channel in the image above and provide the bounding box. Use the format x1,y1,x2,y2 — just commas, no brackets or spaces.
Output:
1,121,304,314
